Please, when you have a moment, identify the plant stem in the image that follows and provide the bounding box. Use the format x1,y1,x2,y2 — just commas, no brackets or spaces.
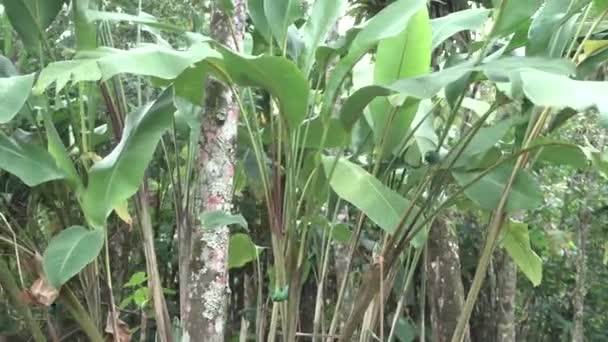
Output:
61,288,104,342
0,258,46,342
572,8,608,62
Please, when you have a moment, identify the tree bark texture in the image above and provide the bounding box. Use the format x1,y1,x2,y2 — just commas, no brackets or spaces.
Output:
572,207,591,342
469,230,517,342
494,249,517,342
426,216,470,342
184,2,247,341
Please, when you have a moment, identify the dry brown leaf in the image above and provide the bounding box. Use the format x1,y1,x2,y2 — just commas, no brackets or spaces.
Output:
29,277,59,306
104,313,131,342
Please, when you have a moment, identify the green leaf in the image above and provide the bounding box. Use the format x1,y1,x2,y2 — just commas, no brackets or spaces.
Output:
369,7,431,155
395,317,417,342
219,0,235,15
42,112,83,192
218,48,309,130
452,164,544,212
412,99,438,157
331,224,352,243
593,0,608,11
299,117,348,149
73,0,98,51
577,46,608,79
322,156,417,234
119,295,133,309
248,0,272,42
0,73,35,124
0,133,66,186
228,233,259,269
34,43,219,94
271,285,289,302
340,66,470,131
124,272,148,287
133,287,150,308
431,8,492,50
450,119,513,168
81,88,175,227
199,210,248,230
500,221,543,286
85,10,184,32
521,70,608,126
0,55,19,77
263,0,302,47
298,0,347,74
3,0,63,52
340,57,574,131
526,0,571,56
491,0,543,38
43,226,105,288
530,138,588,168
321,0,427,121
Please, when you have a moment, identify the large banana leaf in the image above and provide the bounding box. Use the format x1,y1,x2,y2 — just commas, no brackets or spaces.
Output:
369,7,431,156
0,133,65,186
0,73,35,124
34,43,219,94
2,0,63,52
81,88,175,227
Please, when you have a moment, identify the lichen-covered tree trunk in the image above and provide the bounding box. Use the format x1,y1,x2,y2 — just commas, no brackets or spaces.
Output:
572,207,591,342
184,2,246,340
494,249,517,342
426,216,470,342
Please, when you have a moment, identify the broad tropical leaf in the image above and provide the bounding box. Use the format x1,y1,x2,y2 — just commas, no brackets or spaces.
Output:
81,88,175,227
521,70,608,126
449,119,514,169
42,113,83,191
530,138,588,169
228,233,259,269
73,0,98,51
577,46,608,79
369,7,431,156
34,44,219,94
248,0,272,42
199,210,248,230
218,48,309,130
298,0,347,74
500,221,542,286
321,0,427,121
0,55,19,77
491,0,542,38
0,133,65,186
340,57,574,131
85,10,183,32
453,164,544,212
0,73,35,124
431,8,492,49
322,156,416,234
43,226,105,288
526,0,572,56
263,0,302,47
340,66,470,131
3,0,63,52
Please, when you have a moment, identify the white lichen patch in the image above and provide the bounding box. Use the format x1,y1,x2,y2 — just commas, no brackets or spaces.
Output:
202,276,227,320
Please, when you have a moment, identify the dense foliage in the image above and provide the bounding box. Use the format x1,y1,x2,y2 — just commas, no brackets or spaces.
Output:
1,0,608,341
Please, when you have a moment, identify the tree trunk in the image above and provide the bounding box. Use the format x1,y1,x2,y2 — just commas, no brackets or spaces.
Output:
426,216,470,342
470,233,517,342
494,249,517,342
470,259,496,342
184,2,247,340
572,207,590,342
